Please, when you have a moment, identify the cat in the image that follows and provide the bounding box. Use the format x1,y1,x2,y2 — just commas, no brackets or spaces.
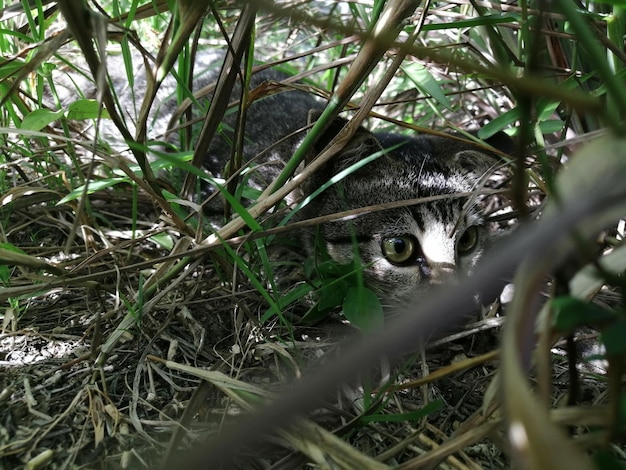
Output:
198,68,513,303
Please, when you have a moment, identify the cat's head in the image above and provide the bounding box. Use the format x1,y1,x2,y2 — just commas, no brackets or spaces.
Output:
300,116,513,302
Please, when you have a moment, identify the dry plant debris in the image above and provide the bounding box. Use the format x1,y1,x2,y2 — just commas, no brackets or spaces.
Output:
1,1,625,469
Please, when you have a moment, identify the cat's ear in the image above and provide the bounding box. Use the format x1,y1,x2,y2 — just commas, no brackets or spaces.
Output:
482,130,515,156
305,110,382,170
451,149,496,176
452,130,515,175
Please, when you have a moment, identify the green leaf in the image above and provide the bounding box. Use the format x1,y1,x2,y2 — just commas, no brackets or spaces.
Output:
0,57,25,79
0,242,27,255
0,264,9,286
67,99,110,120
600,320,626,356
402,62,451,110
420,14,518,31
149,232,174,250
360,400,443,423
20,108,64,131
317,280,349,311
552,296,616,331
342,286,384,333
538,119,565,134
57,178,126,204
536,99,561,121
477,108,520,139
0,243,24,286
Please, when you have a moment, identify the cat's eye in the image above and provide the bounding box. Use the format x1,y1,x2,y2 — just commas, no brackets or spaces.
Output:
381,236,417,265
457,226,479,255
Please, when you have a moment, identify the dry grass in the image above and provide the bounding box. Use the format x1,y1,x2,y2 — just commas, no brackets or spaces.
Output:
1,1,625,469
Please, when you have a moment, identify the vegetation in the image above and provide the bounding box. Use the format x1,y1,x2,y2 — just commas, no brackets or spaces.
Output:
0,0,625,468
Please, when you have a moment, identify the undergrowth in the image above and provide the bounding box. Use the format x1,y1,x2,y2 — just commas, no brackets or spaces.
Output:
0,1,625,469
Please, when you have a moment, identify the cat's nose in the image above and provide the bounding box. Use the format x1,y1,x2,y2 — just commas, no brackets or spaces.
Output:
427,262,456,285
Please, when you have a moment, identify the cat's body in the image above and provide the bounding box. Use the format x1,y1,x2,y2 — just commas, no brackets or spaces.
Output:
201,69,512,302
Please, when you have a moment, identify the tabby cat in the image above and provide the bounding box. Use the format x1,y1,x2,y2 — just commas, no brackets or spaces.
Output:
202,69,513,302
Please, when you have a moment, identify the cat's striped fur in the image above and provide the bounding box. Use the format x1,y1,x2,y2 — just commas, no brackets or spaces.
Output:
204,69,512,302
